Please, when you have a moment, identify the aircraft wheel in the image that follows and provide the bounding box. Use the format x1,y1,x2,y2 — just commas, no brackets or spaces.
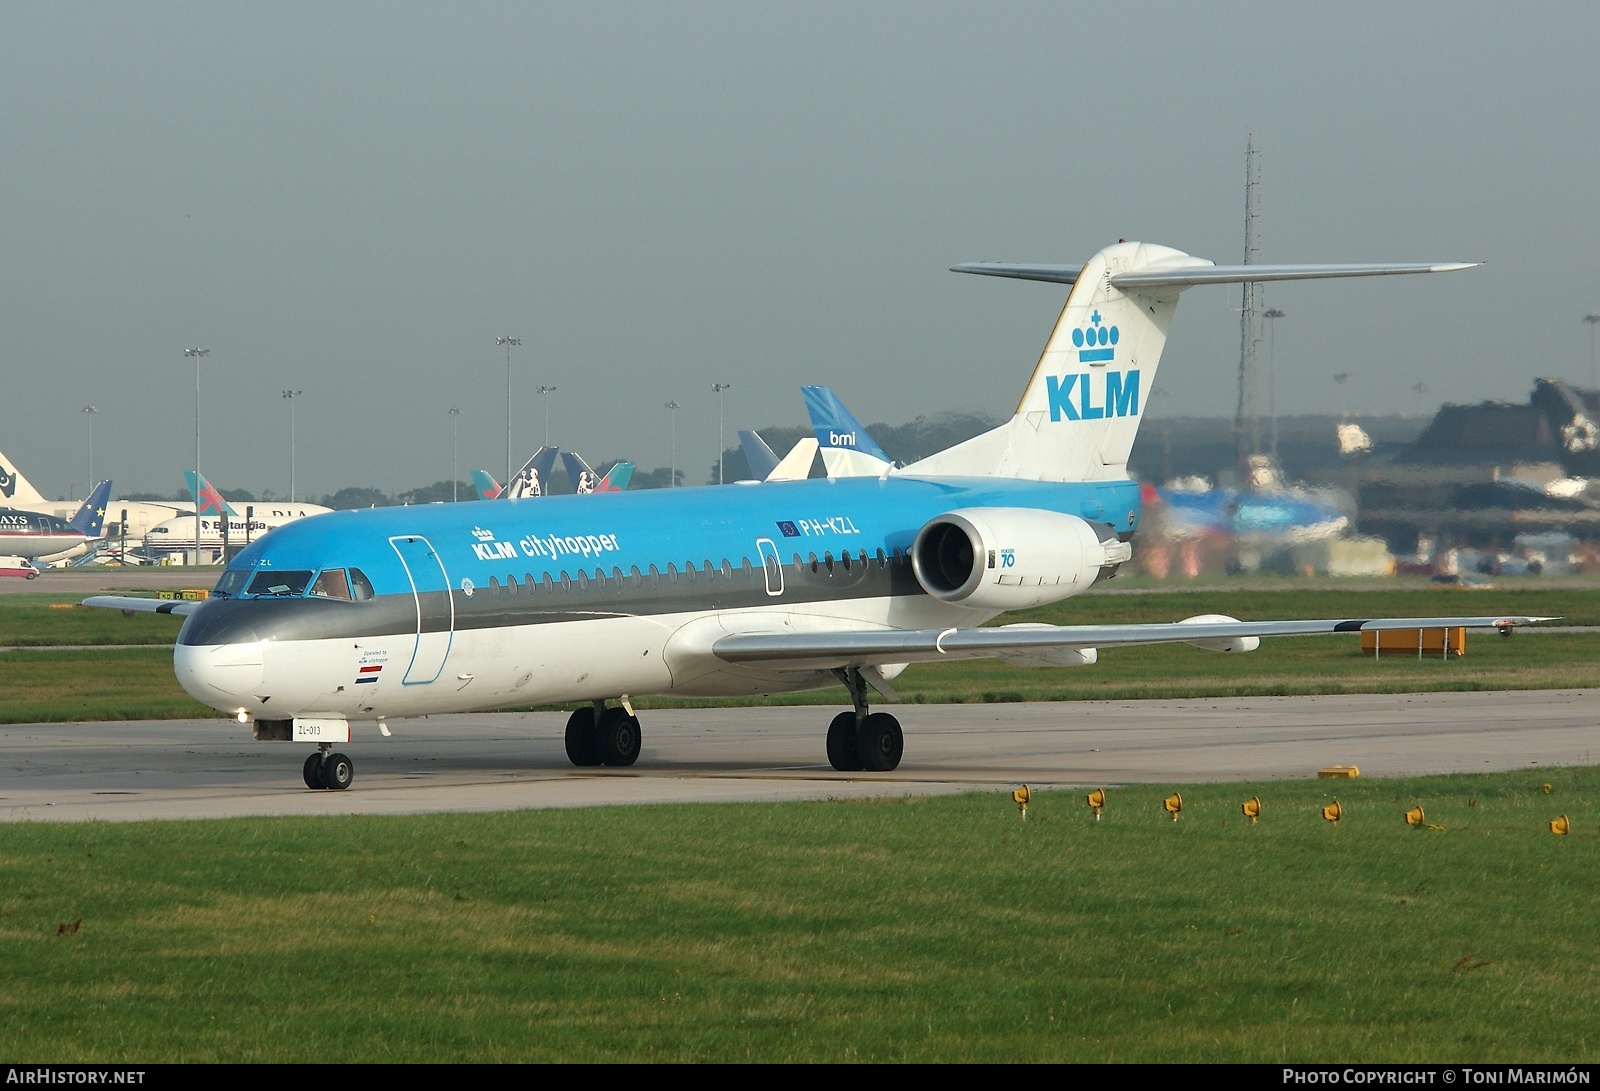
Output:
595,707,642,767
564,707,602,767
857,712,903,772
826,711,863,771
303,752,326,790
322,752,354,790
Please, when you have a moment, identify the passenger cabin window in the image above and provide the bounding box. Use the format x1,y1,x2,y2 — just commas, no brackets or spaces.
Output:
349,568,375,601
310,569,352,600
246,570,313,597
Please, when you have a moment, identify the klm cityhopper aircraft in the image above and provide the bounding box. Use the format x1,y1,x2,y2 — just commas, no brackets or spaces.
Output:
87,241,1549,790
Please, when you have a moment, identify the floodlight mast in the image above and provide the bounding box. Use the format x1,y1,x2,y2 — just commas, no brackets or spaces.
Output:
536,386,557,447
185,348,210,565
81,406,97,496
712,383,731,484
665,400,682,488
282,390,303,502
448,407,462,502
497,336,521,485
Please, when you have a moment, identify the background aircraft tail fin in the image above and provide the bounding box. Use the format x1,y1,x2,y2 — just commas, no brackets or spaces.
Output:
560,451,600,494
802,386,894,477
70,479,113,536
597,461,634,492
768,437,819,481
471,469,503,499
738,430,781,481
906,242,1476,482
185,471,238,516
0,449,49,506
506,446,560,499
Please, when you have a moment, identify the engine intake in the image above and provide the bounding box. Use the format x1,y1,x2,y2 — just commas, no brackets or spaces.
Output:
911,507,1131,611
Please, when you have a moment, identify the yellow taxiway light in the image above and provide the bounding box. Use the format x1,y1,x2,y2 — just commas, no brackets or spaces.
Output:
1543,783,1553,794
1163,792,1182,821
1551,815,1571,836
1406,806,1425,828
1013,785,1030,820
1318,765,1359,779
1087,788,1106,821
1242,797,1261,824
1322,800,1343,825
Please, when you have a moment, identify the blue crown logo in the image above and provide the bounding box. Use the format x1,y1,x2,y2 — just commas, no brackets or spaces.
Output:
1071,310,1119,363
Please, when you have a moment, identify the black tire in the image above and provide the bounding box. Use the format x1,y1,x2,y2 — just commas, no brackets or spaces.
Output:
826,711,863,771
323,752,354,790
595,707,642,767
302,752,326,790
564,707,602,766
857,712,903,772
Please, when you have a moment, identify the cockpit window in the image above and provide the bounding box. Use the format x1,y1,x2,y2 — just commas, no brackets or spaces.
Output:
246,570,314,597
213,569,249,598
310,569,352,600
349,568,375,601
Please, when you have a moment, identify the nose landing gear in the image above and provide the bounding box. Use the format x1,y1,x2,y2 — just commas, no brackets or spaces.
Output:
303,744,355,790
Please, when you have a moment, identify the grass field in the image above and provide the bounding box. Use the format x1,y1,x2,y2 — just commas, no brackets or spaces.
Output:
4,766,1597,1061
3,587,1599,723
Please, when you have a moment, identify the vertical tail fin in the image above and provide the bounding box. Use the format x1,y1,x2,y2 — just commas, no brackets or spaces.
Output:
0,450,49,506
802,386,893,477
506,447,560,498
738,430,782,480
70,480,114,536
767,438,819,481
471,469,503,499
559,451,598,494
186,471,238,516
597,461,634,492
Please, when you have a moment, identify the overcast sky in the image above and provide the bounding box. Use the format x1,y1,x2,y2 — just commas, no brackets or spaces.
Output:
2,2,1596,499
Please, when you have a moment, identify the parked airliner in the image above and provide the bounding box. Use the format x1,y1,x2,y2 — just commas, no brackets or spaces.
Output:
0,448,190,544
88,241,1548,791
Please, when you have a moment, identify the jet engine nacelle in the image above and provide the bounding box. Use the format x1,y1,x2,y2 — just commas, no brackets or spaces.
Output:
910,507,1132,611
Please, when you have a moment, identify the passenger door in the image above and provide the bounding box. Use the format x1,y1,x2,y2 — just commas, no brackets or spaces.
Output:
389,535,455,684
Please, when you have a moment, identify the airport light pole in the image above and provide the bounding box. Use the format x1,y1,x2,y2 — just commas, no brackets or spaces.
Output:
1585,313,1600,386
448,407,462,502
497,336,521,486
282,390,302,502
1262,307,1285,462
536,385,557,447
185,348,210,565
81,406,97,493
712,383,731,484
665,400,681,488
1333,371,1351,422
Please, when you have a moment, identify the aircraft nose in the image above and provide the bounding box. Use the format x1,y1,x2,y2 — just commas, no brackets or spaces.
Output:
175,640,266,708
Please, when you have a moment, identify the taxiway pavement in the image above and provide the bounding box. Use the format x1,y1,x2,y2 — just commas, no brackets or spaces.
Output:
1,689,1594,821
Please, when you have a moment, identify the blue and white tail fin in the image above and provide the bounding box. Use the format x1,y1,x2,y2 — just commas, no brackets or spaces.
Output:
560,451,600,494
905,241,1476,482
185,471,238,516
506,447,560,499
738,430,781,481
70,479,113,536
802,385,893,478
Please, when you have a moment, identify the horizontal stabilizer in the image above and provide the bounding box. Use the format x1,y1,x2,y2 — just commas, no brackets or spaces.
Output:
81,595,202,617
951,260,1478,291
713,615,1554,670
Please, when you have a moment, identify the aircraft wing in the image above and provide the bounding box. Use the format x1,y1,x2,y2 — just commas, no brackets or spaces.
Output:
713,614,1554,669
81,595,203,617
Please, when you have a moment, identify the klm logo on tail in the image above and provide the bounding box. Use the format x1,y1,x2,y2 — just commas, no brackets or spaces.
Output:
1048,310,1139,421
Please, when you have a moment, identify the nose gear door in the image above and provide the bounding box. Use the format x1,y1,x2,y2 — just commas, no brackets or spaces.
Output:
389,535,455,684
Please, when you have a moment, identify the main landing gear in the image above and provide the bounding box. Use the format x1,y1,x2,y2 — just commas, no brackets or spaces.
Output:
826,667,903,772
565,702,642,767
303,745,354,790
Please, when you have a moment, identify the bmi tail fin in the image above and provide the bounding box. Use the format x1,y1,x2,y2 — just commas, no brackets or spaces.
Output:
185,471,237,516
0,450,49,506
596,461,634,492
472,469,503,499
905,242,1476,482
801,386,893,477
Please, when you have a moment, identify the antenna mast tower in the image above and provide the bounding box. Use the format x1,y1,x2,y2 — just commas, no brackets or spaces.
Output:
1234,134,1263,483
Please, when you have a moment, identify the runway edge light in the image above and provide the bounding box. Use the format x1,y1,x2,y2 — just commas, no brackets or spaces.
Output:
1013,785,1030,820
1406,806,1425,828
1087,788,1106,821
1242,797,1261,824
1322,800,1344,825
1164,792,1182,821
1550,815,1571,836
